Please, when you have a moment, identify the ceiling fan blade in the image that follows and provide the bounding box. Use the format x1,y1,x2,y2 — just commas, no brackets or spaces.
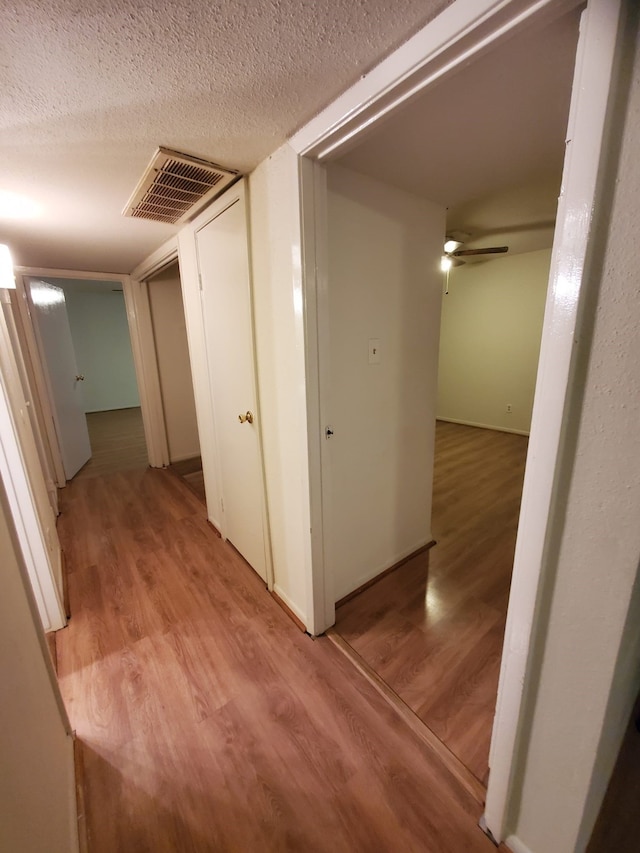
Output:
451,246,509,257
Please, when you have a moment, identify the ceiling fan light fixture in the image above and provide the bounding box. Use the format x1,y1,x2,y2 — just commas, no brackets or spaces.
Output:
444,238,463,254
440,255,453,272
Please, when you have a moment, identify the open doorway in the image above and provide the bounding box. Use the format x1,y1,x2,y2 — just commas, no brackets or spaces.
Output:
322,7,581,786
23,275,147,481
145,261,203,501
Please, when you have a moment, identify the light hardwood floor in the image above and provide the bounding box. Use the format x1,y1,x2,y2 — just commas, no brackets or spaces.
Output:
335,421,529,784
169,455,206,504
73,407,148,480
55,466,498,852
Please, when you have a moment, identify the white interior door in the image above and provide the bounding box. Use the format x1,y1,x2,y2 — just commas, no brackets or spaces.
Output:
196,197,267,581
27,280,91,480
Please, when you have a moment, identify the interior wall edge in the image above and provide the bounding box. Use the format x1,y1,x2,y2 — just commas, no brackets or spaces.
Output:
436,417,530,437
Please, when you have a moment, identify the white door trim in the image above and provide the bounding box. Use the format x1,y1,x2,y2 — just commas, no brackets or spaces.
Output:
129,237,183,469
291,0,623,842
177,181,275,589
14,272,67,486
291,0,583,158
15,266,161,469
485,0,623,839
0,290,66,632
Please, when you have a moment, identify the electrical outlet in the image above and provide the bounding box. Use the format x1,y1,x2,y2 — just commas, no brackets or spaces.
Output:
506,403,513,413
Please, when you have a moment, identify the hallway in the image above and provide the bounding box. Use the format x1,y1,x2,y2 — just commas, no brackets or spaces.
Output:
55,466,496,852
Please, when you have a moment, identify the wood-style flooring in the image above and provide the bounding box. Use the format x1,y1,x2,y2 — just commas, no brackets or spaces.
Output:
74,407,148,480
169,455,206,504
55,466,497,852
587,691,640,852
335,421,528,784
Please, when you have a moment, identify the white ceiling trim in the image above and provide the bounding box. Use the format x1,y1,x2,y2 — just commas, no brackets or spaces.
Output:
290,0,581,161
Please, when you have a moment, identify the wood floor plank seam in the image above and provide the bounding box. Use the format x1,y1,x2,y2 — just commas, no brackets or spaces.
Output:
335,540,437,608
55,435,500,851
325,627,487,806
334,421,527,782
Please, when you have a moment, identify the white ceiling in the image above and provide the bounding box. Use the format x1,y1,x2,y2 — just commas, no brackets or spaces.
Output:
1,0,453,273
335,8,581,256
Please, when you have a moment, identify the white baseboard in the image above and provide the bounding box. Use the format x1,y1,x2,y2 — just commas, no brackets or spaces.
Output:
336,535,433,603
437,416,530,437
273,584,308,628
505,835,535,853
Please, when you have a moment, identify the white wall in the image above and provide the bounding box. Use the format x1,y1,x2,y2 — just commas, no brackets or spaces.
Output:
0,293,65,632
0,477,78,853
147,263,200,463
326,164,445,601
507,14,640,851
62,288,140,413
437,249,551,435
249,145,314,625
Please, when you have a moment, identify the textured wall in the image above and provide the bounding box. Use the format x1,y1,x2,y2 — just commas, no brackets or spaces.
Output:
510,16,640,852
1,0,451,271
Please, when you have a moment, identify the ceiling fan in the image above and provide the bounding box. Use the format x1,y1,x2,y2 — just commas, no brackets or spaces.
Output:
442,237,509,268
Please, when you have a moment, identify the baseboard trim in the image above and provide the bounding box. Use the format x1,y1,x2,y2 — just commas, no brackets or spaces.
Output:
325,628,486,807
336,540,436,608
273,584,308,630
271,589,307,632
84,405,141,414
437,417,530,437
74,736,89,853
205,518,222,538
61,549,71,620
45,630,58,675
503,836,533,853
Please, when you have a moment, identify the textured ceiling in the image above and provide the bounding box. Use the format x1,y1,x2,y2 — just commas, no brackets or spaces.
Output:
336,8,581,257
1,0,452,272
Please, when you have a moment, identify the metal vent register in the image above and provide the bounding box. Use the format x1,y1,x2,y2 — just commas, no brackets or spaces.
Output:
123,148,239,225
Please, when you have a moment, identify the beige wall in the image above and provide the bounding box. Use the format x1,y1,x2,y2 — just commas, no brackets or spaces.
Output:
437,249,551,435
326,164,445,601
148,262,200,463
509,13,640,851
0,477,78,852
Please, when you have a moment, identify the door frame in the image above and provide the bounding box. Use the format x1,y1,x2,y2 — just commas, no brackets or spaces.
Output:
0,289,66,632
176,180,275,588
129,240,182,469
15,266,160,471
290,0,623,842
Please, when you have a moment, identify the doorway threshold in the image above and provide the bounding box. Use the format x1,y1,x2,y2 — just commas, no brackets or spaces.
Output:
325,627,486,808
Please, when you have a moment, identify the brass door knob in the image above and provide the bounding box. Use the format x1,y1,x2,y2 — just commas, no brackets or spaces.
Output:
238,411,254,424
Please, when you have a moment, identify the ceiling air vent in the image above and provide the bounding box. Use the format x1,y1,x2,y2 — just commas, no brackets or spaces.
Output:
123,147,239,225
